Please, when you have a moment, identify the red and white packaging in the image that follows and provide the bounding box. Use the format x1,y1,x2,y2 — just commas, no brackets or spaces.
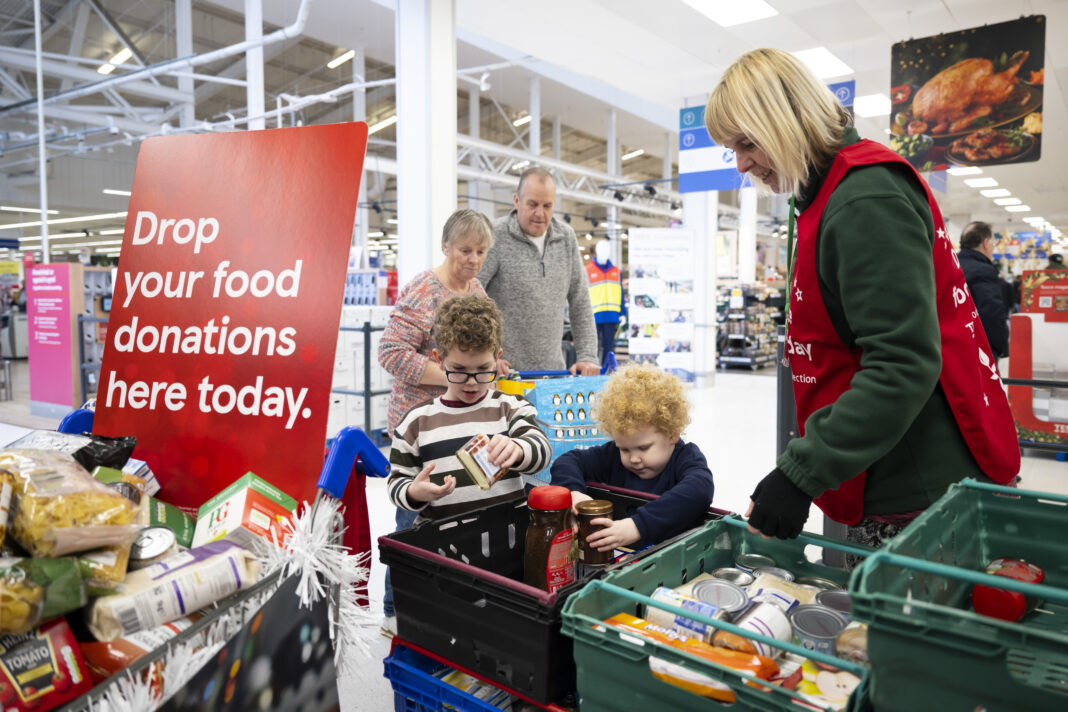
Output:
0,618,93,711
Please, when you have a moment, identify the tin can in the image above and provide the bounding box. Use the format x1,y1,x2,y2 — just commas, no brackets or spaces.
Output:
789,604,849,657
646,587,728,643
711,601,792,658
972,557,1045,622
814,589,852,616
835,622,869,665
795,576,842,591
711,567,754,588
735,553,775,573
128,526,178,570
691,579,749,619
752,566,795,582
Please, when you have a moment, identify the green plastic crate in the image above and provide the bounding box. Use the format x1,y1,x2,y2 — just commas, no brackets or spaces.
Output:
561,516,873,712
849,479,1068,712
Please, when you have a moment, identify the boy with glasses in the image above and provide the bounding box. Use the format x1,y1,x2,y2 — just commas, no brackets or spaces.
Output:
386,294,550,521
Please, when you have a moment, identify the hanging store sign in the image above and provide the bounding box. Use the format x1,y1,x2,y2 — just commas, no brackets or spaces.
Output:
93,124,368,509
890,15,1045,171
26,264,75,415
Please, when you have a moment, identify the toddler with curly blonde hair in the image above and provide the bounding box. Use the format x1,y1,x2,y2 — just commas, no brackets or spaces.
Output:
550,364,715,550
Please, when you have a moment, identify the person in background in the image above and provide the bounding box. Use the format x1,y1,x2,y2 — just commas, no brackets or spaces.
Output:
1048,253,1065,270
376,208,493,634
587,239,623,365
703,48,1019,558
479,167,600,375
550,364,714,550
957,221,1010,359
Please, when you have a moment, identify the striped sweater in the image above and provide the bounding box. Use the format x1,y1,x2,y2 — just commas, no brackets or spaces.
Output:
387,390,550,520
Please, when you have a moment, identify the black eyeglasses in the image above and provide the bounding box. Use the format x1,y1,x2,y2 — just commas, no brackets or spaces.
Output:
444,369,497,384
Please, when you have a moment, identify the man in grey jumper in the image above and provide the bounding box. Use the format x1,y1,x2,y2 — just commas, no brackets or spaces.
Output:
479,167,600,375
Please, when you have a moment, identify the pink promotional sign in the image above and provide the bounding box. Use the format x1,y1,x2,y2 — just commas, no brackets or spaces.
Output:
26,263,74,413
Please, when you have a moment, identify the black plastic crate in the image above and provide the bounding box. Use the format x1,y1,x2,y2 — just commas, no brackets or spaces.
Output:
378,484,726,705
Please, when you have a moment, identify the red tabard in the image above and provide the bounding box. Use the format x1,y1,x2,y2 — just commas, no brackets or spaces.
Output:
786,140,1020,525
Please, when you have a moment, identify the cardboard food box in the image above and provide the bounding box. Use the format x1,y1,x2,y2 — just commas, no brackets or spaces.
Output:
191,473,297,549
0,618,93,711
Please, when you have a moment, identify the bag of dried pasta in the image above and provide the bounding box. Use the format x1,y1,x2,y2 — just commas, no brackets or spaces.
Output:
0,469,13,548
0,556,86,635
1,449,139,558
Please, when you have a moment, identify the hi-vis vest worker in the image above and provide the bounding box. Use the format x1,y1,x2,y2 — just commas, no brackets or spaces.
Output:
788,140,1020,525
586,242,622,322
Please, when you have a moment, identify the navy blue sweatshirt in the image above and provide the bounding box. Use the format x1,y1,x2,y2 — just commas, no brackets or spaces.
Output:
549,440,715,543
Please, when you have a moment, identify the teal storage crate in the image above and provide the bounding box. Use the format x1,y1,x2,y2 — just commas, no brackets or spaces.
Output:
850,479,1068,712
561,516,872,711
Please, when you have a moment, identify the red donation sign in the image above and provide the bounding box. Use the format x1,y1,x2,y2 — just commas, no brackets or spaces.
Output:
93,124,368,508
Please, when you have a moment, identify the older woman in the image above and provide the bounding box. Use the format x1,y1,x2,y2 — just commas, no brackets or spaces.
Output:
704,48,1018,551
377,208,493,632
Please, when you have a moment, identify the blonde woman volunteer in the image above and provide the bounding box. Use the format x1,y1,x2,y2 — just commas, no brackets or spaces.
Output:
704,49,1018,552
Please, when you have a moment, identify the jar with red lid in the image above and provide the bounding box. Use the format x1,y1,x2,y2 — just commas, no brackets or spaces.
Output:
971,557,1045,622
523,486,576,593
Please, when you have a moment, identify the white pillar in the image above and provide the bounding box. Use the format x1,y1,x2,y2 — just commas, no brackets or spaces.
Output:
552,116,561,160
33,0,49,263
466,88,494,216
663,132,673,181
396,0,457,284
529,76,541,156
606,109,618,176
175,0,195,127
244,0,265,131
352,48,368,266
738,186,758,284
684,191,719,385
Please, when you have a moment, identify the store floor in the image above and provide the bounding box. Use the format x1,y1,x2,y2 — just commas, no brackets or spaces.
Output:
0,361,1062,710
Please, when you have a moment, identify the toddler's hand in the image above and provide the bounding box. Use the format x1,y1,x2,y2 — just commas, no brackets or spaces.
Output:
569,490,593,516
586,517,640,552
487,434,523,468
406,463,455,503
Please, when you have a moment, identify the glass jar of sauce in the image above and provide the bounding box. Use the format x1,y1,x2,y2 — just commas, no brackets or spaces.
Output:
575,499,614,566
523,486,576,593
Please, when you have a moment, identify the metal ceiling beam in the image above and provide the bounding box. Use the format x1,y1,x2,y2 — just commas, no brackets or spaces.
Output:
17,0,80,49
0,48,188,104
59,0,90,92
0,66,30,100
84,0,161,86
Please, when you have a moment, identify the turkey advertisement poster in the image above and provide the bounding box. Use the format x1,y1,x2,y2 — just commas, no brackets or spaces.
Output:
889,15,1045,171
92,124,368,509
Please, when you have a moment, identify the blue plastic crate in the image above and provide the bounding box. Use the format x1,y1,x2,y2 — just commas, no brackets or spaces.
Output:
384,641,514,712
526,375,610,481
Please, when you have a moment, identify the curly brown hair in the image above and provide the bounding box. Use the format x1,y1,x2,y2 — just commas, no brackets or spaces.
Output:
598,364,690,438
433,294,503,356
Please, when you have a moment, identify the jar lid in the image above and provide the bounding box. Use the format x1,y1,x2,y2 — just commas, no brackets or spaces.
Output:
527,485,573,511
575,499,614,516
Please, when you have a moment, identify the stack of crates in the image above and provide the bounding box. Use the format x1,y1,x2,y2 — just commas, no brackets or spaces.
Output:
849,479,1068,711
561,516,872,711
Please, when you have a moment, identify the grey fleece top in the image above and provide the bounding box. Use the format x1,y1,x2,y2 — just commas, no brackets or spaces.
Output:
479,211,598,371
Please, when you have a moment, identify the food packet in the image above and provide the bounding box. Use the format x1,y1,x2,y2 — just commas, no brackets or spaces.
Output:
0,556,86,635
0,449,139,557
0,617,94,711
80,614,204,684
455,434,509,490
77,538,138,596
5,431,136,473
0,469,12,548
88,540,261,641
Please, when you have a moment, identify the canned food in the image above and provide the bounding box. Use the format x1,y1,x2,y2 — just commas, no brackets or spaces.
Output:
691,579,749,618
735,554,775,573
834,622,869,666
711,567,754,587
129,526,178,570
972,557,1045,622
711,601,791,658
752,566,795,582
794,576,842,591
814,589,852,615
646,587,728,643
789,604,849,657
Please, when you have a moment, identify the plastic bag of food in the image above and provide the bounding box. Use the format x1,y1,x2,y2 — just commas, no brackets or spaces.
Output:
77,538,138,596
0,556,86,635
5,431,137,473
88,540,260,641
80,613,204,684
1,449,139,557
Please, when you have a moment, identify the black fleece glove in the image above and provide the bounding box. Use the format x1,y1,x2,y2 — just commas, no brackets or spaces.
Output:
748,467,813,540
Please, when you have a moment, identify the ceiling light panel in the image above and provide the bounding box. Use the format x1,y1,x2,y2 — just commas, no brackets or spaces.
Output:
853,94,891,117
1005,205,1031,212
791,48,853,79
965,178,999,188
947,166,983,176
679,0,778,27
979,189,1010,198
994,198,1021,206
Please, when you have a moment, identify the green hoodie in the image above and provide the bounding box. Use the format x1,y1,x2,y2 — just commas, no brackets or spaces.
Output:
777,128,995,516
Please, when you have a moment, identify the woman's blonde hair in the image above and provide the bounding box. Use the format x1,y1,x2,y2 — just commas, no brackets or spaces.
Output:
597,364,690,438
442,209,494,251
704,48,852,196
